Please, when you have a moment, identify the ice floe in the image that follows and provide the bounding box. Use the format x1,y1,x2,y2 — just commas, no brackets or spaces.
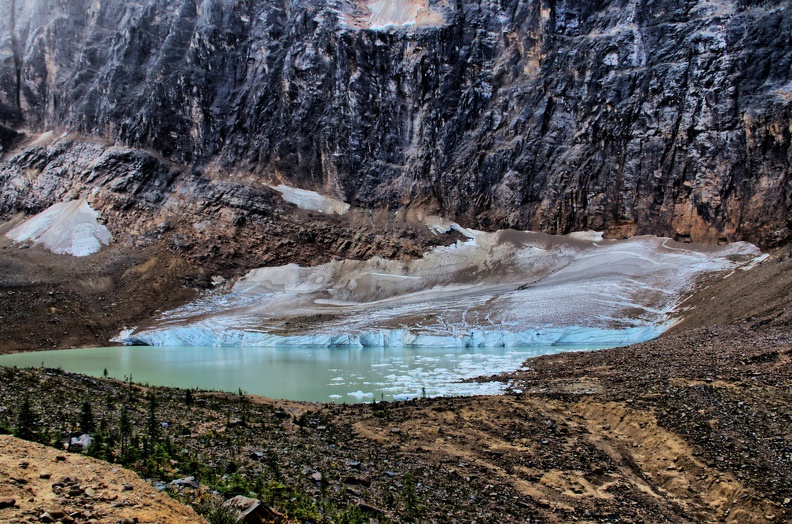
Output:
120,229,761,348
6,199,111,256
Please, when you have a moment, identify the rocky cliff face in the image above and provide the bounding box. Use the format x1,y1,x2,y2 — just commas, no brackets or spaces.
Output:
0,0,790,247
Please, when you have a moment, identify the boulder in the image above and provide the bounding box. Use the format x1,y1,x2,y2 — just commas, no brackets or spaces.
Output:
169,476,199,489
69,434,93,450
222,495,285,524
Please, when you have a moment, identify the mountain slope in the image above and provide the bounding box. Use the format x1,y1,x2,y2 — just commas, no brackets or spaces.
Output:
0,0,790,246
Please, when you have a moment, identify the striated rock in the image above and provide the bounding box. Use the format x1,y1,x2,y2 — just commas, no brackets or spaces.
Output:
0,0,789,247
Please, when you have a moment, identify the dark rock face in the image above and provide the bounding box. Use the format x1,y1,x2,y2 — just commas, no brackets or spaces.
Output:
0,0,790,246
0,139,445,272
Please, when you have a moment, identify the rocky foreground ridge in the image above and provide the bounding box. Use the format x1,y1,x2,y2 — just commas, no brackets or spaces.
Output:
0,0,790,248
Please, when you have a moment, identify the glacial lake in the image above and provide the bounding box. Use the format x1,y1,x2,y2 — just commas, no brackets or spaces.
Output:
0,344,610,403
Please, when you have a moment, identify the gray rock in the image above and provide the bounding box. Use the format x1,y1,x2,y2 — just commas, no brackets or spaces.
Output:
169,476,199,489
223,495,284,524
0,0,790,248
42,508,65,519
68,433,93,450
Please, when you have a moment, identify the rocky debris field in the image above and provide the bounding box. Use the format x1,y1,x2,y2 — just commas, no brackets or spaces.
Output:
0,323,789,523
0,435,204,523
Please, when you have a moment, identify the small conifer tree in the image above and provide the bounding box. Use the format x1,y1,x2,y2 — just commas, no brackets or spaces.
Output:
144,393,159,457
15,396,37,442
119,405,132,456
79,400,95,433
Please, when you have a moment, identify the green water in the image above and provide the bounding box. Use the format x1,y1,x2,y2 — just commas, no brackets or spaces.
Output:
0,344,608,403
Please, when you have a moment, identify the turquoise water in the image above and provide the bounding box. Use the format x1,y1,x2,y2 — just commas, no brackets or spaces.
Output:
0,344,609,403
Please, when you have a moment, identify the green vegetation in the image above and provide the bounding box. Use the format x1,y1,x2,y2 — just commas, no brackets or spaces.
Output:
15,395,37,442
0,367,417,523
79,400,95,433
194,498,241,524
401,473,425,522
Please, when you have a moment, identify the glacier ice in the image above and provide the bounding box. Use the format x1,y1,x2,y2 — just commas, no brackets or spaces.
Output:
120,229,761,348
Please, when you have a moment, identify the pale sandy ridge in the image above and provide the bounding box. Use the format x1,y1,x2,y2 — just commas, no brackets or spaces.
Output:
0,435,205,523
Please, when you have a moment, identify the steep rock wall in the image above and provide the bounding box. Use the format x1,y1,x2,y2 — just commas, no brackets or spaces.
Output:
0,0,790,246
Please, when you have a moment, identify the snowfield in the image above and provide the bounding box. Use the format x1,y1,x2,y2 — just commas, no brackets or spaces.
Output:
6,199,111,257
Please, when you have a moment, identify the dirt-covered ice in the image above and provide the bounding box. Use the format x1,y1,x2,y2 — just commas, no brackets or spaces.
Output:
121,229,761,347
6,199,111,256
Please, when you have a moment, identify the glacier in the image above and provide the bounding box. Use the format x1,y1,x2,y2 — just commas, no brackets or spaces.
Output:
119,228,761,348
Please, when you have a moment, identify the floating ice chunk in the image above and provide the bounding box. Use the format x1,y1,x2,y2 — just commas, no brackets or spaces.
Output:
347,390,374,399
7,199,111,256
269,184,350,214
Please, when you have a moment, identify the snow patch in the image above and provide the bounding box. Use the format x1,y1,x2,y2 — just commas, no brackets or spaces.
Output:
7,199,111,256
340,0,446,31
270,184,350,215
566,230,604,242
739,253,769,271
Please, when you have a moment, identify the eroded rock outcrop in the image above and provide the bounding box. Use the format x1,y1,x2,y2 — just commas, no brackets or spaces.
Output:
0,0,790,246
